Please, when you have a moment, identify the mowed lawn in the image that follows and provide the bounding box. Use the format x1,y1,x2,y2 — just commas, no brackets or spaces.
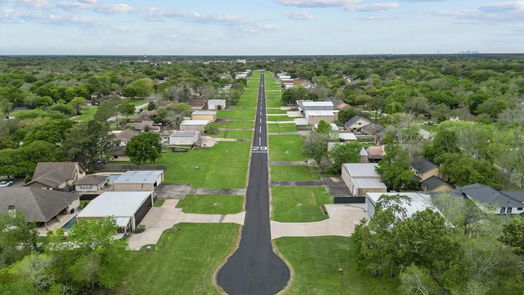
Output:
270,165,320,181
267,115,293,122
73,106,97,121
210,130,253,139
176,194,244,214
157,141,250,188
268,123,297,133
271,186,332,222
275,237,400,295
266,109,288,114
269,135,304,161
120,223,240,295
217,108,256,120
214,120,254,129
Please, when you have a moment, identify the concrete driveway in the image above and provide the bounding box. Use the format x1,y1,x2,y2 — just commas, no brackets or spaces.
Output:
270,204,367,239
127,199,245,250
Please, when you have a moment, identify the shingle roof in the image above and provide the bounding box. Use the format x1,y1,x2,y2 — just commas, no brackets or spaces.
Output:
452,184,523,208
27,162,81,188
411,158,438,174
500,190,524,203
111,129,139,143
0,188,78,222
421,176,452,191
75,175,107,185
344,115,371,128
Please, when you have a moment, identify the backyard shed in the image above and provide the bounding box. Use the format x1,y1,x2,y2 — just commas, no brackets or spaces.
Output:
113,170,164,192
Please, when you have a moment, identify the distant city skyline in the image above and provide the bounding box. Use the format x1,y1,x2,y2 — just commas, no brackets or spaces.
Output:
1,0,523,55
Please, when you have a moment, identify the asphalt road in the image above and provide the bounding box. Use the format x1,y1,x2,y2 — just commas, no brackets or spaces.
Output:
217,73,290,295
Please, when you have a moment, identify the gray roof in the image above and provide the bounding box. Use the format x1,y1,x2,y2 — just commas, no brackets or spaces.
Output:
0,188,78,222
111,129,139,143
501,191,524,203
114,170,163,184
343,163,380,178
75,175,107,185
78,192,151,218
171,131,199,137
411,158,438,174
452,184,523,208
344,115,371,128
27,162,81,188
421,176,452,191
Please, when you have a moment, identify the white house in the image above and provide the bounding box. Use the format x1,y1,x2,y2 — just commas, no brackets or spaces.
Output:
447,184,524,216
180,120,210,133
304,110,338,125
77,191,153,234
341,163,387,197
297,101,334,113
208,99,226,110
337,132,357,141
366,192,444,219
74,175,107,193
169,131,200,146
113,170,164,192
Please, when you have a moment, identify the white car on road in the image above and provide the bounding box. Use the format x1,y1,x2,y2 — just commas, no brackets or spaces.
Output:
0,181,13,187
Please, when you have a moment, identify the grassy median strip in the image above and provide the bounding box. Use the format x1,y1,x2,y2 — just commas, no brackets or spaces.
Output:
269,134,304,161
274,237,400,295
121,223,240,295
176,194,244,214
271,186,332,222
157,141,250,188
271,165,320,181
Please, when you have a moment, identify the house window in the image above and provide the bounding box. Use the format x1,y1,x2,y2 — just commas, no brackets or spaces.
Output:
500,207,506,214
518,208,523,211
507,207,512,214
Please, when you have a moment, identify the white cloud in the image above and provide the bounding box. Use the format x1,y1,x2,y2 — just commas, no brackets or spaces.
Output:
285,11,315,20
0,8,56,23
353,3,399,12
3,0,50,9
433,1,524,22
276,0,399,12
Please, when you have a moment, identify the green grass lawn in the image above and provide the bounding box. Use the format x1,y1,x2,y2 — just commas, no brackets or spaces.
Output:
271,186,332,222
270,165,320,181
420,124,438,133
120,223,240,295
266,109,288,114
214,120,254,129
217,108,256,120
264,72,284,107
153,199,165,207
73,106,97,121
129,99,147,107
156,142,250,188
267,115,293,122
210,130,253,139
269,134,305,161
176,194,244,214
275,237,400,295
268,123,297,133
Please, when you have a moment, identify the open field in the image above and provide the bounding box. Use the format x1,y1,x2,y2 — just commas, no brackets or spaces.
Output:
176,194,244,214
120,223,240,295
269,134,304,161
275,237,400,295
157,142,250,188
271,186,332,222
270,165,320,181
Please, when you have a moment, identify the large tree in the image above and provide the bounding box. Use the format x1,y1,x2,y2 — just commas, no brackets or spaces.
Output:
328,141,361,173
125,132,162,164
376,144,419,191
0,212,38,268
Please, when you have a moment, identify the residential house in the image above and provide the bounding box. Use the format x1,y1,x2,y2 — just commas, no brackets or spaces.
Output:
304,110,338,125
188,98,206,110
109,129,139,146
344,115,372,132
77,191,153,234
359,147,369,163
366,146,385,163
169,131,200,146
113,170,164,192
411,158,439,180
109,146,129,162
360,123,384,136
337,132,357,141
180,120,209,133
74,175,108,194
26,162,85,190
297,101,334,113
191,110,217,122
0,187,79,227
208,99,226,110
126,120,161,132
341,163,387,197
446,184,524,216
366,192,444,219
420,176,454,192
138,110,158,121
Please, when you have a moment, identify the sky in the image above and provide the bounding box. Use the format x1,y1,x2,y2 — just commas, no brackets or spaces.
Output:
0,0,523,55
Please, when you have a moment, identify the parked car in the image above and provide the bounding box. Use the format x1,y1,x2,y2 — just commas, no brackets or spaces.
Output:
0,181,13,187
